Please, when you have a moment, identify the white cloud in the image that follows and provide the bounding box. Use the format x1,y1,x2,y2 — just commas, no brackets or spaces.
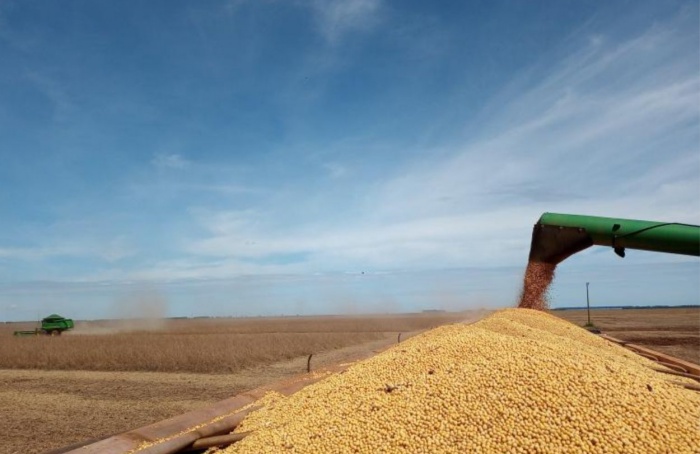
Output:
224,0,249,15
98,236,137,262
310,0,382,44
175,12,699,278
151,153,190,170
323,162,348,178
6,6,696,288
373,15,699,219
0,235,137,264
0,246,74,261
190,183,261,195
25,71,76,123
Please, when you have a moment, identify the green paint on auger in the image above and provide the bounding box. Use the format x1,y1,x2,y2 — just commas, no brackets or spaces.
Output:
528,212,700,265
518,213,700,310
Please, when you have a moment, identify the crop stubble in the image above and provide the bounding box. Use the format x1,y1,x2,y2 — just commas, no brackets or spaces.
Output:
0,313,469,454
0,313,465,374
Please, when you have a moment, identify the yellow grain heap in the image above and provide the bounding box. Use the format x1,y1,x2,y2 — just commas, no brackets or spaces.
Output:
219,309,700,454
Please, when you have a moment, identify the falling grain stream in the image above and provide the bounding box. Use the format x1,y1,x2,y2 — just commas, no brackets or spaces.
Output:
518,261,556,310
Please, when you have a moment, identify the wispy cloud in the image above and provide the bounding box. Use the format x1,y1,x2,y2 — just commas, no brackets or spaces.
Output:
224,0,249,15
175,10,698,279
0,234,137,265
151,153,190,170
190,183,261,195
323,162,348,178
1,2,696,292
0,247,65,261
25,71,76,123
376,14,698,214
98,236,137,262
310,0,382,44
2,2,698,319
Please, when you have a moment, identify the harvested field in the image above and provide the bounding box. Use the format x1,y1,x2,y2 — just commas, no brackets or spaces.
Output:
0,313,466,373
2,308,696,453
0,312,472,454
552,307,700,364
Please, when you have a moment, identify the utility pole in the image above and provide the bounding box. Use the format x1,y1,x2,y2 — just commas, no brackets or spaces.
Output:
586,282,591,325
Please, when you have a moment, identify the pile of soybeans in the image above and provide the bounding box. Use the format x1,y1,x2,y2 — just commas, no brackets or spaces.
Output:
218,309,699,453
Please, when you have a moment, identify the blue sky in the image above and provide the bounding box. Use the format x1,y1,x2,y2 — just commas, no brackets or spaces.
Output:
0,0,698,320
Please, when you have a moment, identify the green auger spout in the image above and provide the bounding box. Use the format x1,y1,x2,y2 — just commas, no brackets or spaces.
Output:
528,213,700,265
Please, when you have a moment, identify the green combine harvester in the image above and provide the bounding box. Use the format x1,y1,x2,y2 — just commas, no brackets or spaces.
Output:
13,314,74,336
